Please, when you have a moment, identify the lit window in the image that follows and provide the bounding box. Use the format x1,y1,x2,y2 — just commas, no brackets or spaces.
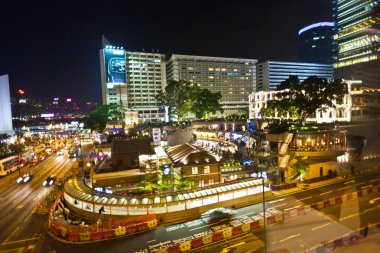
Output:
208,68,214,71
204,166,210,174
192,167,198,175
209,179,214,185
199,180,204,187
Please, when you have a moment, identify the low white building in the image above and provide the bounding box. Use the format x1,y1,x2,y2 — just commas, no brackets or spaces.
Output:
249,80,362,123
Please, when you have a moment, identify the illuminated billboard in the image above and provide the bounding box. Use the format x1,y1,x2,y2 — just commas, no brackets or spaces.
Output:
103,47,126,84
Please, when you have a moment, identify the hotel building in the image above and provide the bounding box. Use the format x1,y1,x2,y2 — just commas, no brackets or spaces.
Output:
167,54,257,116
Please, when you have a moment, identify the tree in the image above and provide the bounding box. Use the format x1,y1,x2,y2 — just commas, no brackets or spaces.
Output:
83,104,124,132
261,76,347,125
290,156,308,181
190,88,223,119
156,80,223,120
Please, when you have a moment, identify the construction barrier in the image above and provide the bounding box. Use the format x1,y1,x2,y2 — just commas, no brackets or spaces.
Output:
114,226,126,236
304,205,311,214
232,225,242,236
212,231,223,242
323,200,331,208
179,241,191,252
90,231,103,240
68,232,80,242
167,244,180,253
335,196,342,204
191,238,203,249
202,234,213,244
153,248,168,253
250,220,260,230
222,227,233,238
103,230,114,239
241,223,250,232
79,231,91,242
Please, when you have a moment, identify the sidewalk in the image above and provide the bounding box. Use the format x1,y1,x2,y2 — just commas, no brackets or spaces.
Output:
272,176,344,195
333,232,380,253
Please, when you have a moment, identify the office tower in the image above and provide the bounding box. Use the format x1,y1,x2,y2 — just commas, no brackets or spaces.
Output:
299,22,334,64
256,61,333,91
167,54,257,116
333,0,380,87
0,75,14,134
100,44,166,123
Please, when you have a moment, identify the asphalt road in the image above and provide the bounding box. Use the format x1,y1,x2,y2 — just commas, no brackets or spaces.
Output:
0,143,92,252
34,172,380,253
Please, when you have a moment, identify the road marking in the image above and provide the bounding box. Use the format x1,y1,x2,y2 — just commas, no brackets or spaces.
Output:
369,179,380,183
361,185,373,189
344,180,355,184
273,203,287,208
269,198,286,204
16,205,24,209
337,186,351,191
311,222,331,231
4,226,20,243
291,205,301,209
320,191,332,196
279,233,301,242
356,182,366,186
296,196,312,201
147,239,156,244
340,213,358,221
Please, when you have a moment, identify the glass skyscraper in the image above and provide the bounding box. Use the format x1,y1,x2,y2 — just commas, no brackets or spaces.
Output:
333,0,380,87
298,22,334,64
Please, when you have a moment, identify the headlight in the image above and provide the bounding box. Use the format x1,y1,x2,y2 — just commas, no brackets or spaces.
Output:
17,177,23,183
49,180,54,185
43,180,47,186
23,176,30,182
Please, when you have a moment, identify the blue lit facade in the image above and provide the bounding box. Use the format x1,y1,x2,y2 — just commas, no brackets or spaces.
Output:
299,22,334,64
333,0,380,87
256,61,333,91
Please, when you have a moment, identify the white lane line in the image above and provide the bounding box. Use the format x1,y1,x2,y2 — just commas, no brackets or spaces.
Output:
361,185,373,189
16,205,24,209
311,222,331,231
273,203,287,208
269,198,286,204
370,179,380,183
344,180,355,184
147,239,157,244
320,191,332,196
296,196,312,201
340,213,358,221
337,186,351,191
4,226,20,243
279,233,301,242
356,182,366,186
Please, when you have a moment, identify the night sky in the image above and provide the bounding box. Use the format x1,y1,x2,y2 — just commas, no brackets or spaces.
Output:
1,0,331,103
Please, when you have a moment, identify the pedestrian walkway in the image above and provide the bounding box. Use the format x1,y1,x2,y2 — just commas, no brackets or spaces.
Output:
333,232,380,253
272,176,344,195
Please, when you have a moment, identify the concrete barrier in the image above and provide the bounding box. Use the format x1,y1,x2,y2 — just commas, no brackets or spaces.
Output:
335,196,342,204
153,248,168,253
266,215,276,225
222,227,233,238
317,201,324,209
136,222,148,232
250,220,260,230
297,207,305,216
103,230,114,239
341,194,347,202
329,198,336,206
352,192,358,199
126,224,137,234
147,219,158,228
323,200,331,208
304,205,311,214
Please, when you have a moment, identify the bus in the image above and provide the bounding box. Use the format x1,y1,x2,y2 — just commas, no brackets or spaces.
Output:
0,155,21,176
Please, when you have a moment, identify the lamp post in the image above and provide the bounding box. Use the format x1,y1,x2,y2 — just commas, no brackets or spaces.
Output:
261,176,267,253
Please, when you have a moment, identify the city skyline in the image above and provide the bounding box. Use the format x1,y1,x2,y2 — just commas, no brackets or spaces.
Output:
1,0,331,102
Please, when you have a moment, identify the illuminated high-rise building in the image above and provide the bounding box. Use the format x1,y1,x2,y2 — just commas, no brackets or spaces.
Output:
333,0,380,87
167,54,257,116
0,75,14,134
298,22,334,64
100,44,166,123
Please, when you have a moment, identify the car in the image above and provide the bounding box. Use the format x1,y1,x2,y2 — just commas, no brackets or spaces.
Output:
201,208,235,223
43,175,57,186
57,150,64,156
17,172,32,183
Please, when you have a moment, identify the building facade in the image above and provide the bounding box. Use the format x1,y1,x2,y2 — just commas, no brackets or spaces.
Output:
167,54,257,116
256,61,334,91
333,0,380,87
0,75,14,134
249,80,363,123
298,22,334,64
100,45,166,123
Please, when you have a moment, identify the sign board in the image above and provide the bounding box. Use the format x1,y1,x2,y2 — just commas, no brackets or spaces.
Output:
152,128,161,145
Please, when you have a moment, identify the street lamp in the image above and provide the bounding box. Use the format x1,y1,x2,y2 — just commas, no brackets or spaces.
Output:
260,176,267,253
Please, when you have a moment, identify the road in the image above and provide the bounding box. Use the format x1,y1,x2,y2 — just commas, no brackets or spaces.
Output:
0,143,92,252
33,172,380,253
